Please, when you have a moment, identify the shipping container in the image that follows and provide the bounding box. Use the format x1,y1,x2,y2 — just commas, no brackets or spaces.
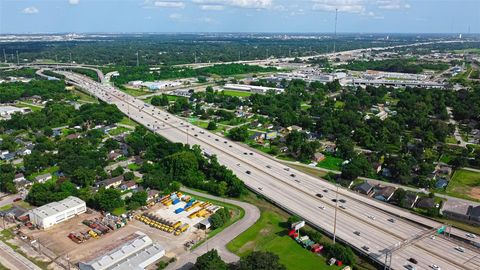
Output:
175,208,184,214
172,198,180,205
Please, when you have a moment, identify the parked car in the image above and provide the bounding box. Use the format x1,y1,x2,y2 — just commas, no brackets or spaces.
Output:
316,193,323,198
408,258,418,264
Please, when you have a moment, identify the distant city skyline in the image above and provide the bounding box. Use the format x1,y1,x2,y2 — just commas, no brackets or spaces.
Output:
0,0,479,34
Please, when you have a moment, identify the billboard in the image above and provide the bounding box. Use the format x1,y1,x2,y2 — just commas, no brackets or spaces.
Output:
291,220,305,231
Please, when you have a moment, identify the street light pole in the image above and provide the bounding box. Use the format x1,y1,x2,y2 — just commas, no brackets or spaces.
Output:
333,185,339,244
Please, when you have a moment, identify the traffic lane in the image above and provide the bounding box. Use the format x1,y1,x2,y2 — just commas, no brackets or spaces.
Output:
418,236,480,269
63,71,476,268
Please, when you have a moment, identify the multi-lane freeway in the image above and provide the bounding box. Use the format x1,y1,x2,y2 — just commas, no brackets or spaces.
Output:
59,70,480,270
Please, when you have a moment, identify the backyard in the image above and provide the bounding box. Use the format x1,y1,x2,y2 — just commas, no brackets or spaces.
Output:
447,169,480,201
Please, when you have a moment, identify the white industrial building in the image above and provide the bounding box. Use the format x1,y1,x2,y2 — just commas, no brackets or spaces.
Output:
0,106,31,119
28,196,86,229
223,83,284,94
78,231,165,270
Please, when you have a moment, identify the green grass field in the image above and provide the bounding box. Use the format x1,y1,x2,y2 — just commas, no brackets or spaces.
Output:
447,169,480,201
222,90,252,97
118,117,139,127
108,126,131,136
316,156,343,171
227,211,339,270
120,87,149,97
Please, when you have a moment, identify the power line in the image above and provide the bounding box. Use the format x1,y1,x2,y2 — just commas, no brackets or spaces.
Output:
333,8,338,55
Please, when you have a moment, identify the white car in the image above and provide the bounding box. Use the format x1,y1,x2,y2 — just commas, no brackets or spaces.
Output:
454,246,465,252
430,264,441,270
466,233,476,238
368,215,375,220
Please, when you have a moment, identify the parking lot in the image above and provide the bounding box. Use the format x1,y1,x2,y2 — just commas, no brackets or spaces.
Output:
18,194,220,264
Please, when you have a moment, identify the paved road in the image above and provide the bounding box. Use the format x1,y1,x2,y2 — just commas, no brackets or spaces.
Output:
166,188,260,270
0,241,42,270
60,71,480,270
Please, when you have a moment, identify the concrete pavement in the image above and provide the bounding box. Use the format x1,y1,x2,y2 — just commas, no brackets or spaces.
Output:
0,241,42,270
61,70,480,270
166,188,260,270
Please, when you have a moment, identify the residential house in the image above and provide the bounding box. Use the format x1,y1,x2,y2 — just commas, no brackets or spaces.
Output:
249,132,264,142
286,125,303,133
373,185,396,202
147,189,160,202
435,178,449,189
416,197,435,210
435,164,453,177
441,200,478,225
1,152,16,162
121,180,138,191
66,133,81,140
16,148,31,156
313,152,326,163
35,173,52,183
403,192,419,208
323,144,336,154
14,173,26,182
354,182,374,195
96,175,124,189
108,150,123,161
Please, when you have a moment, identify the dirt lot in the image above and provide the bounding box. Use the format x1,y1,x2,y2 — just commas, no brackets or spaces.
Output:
20,206,207,264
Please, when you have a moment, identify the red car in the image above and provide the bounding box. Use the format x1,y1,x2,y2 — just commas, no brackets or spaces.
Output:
13,198,22,202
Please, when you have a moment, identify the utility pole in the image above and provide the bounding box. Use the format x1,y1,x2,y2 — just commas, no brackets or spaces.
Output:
16,50,19,65
136,51,139,67
333,185,339,244
194,52,197,64
2,49,6,63
333,8,338,55
69,52,72,63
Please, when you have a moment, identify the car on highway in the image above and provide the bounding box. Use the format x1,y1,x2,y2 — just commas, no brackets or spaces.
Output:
339,199,346,203
294,179,300,183
368,215,375,220
388,218,395,223
266,165,271,169
258,187,263,191
284,168,290,171
316,193,323,198
290,174,295,177
466,233,476,238
408,258,417,264
215,138,219,141
249,152,253,155
354,231,360,236
404,265,416,270
246,170,251,175
318,206,325,210
362,245,369,251
454,246,465,252
224,141,227,144
339,205,346,209
243,152,248,155
332,199,337,202
430,264,440,270
323,189,328,193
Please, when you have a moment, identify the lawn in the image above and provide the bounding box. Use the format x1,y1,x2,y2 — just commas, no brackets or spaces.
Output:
112,207,126,216
227,211,339,270
26,166,59,182
71,88,98,103
120,87,149,97
118,117,139,127
14,103,42,112
222,90,252,97
316,156,343,171
447,169,480,201
0,204,12,211
108,126,131,136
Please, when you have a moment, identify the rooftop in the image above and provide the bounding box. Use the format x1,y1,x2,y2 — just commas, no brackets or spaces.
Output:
30,196,85,219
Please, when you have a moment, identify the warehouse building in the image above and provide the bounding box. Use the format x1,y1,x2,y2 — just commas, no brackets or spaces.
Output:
28,196,86,229
78,231,165,270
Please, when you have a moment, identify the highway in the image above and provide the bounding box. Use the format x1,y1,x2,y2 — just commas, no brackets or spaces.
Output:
59,70,480,270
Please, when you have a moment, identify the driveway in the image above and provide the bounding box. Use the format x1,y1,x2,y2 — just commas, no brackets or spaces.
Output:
166,188,260,270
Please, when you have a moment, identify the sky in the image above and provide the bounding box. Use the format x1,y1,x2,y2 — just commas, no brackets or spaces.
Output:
0,0,479,34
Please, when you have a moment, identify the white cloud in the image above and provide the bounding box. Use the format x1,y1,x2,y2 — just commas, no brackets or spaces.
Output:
22,6,39,14
192,0,272,9
154,1,185,8
200,5,225,11
169,13,183,20
200,17,219,24
376,0,410,10
68,0,80,5
312,0,365,14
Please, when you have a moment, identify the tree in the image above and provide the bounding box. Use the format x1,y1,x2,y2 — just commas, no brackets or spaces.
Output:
207,121,217,130
111,166,125,178
341,155,373,180
192,249,228,270
210,207,230,229
127,191,147,210
336,137,355,160
124,171,135,181
72,168,96,187
0,164,16,194
238,252,286,270
228,126,249,142
151,94,169,106
93,188,124,212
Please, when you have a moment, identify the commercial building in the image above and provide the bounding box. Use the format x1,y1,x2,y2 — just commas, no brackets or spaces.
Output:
78,231,165,270
29,196,86,229
223,84,284,94
0,106,31,119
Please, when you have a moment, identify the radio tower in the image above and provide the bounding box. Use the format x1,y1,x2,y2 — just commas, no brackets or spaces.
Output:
333,8,338,55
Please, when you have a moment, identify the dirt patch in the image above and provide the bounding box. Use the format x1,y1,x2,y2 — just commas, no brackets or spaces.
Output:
468,187,480,200
259,228,271,236
238,240,256,254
